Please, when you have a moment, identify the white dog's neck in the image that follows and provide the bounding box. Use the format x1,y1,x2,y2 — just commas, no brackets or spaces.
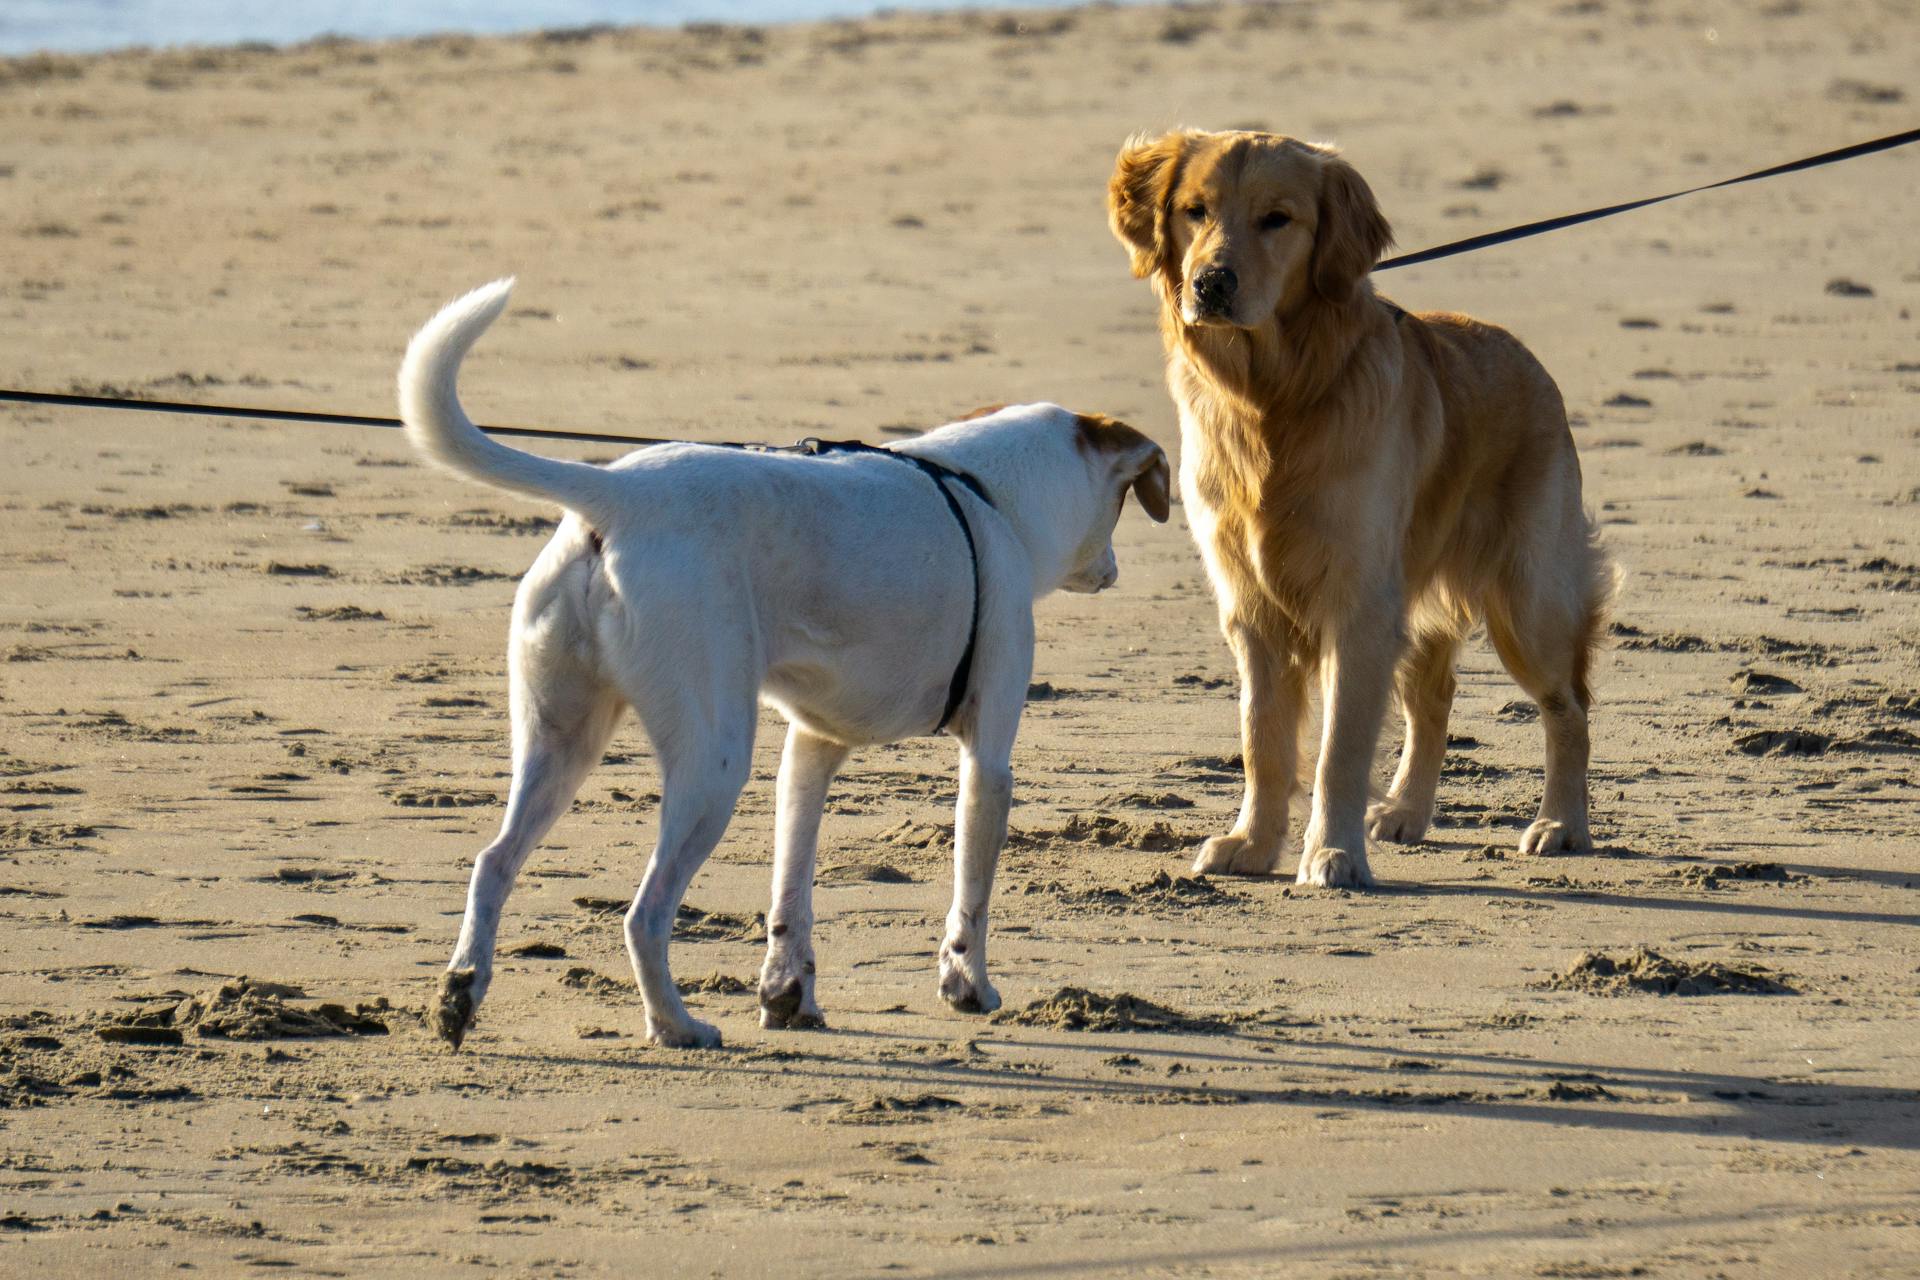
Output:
895,406,1095,598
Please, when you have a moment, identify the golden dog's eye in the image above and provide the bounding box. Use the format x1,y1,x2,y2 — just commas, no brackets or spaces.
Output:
1260,211,1292,230
1183,203,1207,222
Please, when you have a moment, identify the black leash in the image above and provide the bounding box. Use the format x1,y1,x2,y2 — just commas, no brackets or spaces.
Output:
0,388,662,447
1375,124,1920,272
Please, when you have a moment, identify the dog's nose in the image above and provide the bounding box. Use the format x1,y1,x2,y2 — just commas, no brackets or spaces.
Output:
1192,266,1238,314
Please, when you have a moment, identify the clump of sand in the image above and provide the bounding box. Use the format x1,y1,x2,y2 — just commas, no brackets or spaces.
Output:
993,986,1229,1033
1663,862,1801,889
1018,869,1244,915
96,978,391,1044
1540,949,1795,996
836,1094,966,1125
1045,813,1186,851
557,967,631,1001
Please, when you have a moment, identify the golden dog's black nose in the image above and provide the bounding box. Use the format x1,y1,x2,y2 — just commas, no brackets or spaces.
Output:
1192,265,1238,314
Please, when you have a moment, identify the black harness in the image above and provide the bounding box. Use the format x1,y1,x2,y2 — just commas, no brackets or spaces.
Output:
758,437,992,736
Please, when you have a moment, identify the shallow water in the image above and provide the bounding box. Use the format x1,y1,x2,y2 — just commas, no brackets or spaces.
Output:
0,0,1108,56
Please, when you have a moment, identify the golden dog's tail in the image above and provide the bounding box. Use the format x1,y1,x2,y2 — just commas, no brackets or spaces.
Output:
1574,524,1622,711
398,279,624,528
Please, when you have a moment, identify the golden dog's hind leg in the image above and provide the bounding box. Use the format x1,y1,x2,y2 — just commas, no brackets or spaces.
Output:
1193,620,1308,877
1524,687,1592,855
1366,630,1461,845
1486,562,1601,856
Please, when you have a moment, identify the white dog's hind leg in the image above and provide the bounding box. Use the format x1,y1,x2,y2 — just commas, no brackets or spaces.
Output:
939,728,1016,1015
439,676,623,1049
621,700,756,1050
759,725,849,1030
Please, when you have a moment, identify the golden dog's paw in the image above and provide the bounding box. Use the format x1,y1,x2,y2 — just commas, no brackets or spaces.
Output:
1296,846,1375,889
1191,833,1282,877
1518,818,1591,856
1365,802,1430,845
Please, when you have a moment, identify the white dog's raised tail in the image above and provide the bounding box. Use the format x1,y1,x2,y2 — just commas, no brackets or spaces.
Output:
398,279,622,525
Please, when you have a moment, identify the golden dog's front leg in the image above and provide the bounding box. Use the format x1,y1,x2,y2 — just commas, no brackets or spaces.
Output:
1193,620,1307,877
1300,603,1404,888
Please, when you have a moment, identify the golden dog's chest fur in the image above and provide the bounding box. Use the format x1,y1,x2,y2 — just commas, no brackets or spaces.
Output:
1174,305,1588,657
1111,129,1610,887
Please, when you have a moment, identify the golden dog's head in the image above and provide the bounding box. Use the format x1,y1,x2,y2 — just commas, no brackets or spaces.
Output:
1108,130,1393,329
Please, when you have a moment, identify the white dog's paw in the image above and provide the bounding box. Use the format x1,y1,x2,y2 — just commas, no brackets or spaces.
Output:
939,968,1001,1015
433,967,483,1051
1296,845,1375,889
647,1016,723,1050
938,943,1001,1015
1366,801,1430,845
759,946,824,1030
1518,818,1591,856
758,974,826,1031
1191,832,1281,877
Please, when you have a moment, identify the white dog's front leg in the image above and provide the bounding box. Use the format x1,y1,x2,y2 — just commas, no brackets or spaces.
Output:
760,725,849,1030
939,746,1012,1014
621,705,757,1050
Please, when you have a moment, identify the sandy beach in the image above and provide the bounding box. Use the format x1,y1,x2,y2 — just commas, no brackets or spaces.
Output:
3,1,1918,1274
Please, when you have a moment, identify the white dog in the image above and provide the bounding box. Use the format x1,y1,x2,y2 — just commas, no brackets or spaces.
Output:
399,280,1169,1049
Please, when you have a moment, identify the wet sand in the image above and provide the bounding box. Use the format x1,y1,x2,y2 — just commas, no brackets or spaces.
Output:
2,2,1918,1274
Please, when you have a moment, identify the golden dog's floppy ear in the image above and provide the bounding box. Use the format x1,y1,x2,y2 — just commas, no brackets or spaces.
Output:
1310,151,1394,304
1108,132,1193,279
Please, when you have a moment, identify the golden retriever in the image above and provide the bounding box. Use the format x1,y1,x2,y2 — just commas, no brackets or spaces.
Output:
1108,129,1611,887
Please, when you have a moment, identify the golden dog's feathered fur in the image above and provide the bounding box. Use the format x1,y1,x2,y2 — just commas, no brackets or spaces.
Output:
1110,129,1611,887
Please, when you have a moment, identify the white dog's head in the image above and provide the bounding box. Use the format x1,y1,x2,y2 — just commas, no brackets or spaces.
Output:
1056,409,1170,593
927,404,1170,597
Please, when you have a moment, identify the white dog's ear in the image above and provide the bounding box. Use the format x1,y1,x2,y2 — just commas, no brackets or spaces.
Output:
1108,131,1198,280
1128,447,1171,523
1073,411,1171,523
